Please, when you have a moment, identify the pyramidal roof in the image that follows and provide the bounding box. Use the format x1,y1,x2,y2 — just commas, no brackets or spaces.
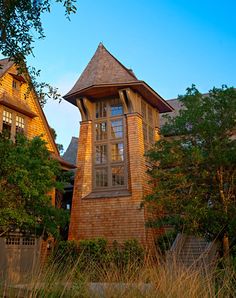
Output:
65,43,138,97
64,43,174,113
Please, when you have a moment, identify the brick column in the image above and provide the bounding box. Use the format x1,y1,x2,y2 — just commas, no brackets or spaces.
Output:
126,113,146,245
126,113,146,198
68,120,92,240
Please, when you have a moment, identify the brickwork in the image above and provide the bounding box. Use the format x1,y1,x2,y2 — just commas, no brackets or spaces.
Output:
69,111,157,248
68,121,93,240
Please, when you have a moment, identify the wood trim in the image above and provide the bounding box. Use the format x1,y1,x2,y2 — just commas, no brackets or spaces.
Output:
0,98,37,118
92,97,128,191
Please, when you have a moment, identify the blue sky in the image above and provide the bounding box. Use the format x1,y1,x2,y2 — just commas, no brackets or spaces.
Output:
7,1,236,151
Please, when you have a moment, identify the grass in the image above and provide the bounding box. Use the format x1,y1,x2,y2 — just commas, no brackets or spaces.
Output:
1,251,236,297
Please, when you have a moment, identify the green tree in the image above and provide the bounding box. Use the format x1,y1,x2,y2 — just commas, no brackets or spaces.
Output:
0,0,77,106
0,133,69,238
0,0,76,62
145,85,236,257
50,127,64,154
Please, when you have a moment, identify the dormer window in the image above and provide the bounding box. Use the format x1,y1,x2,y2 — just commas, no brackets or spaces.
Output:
12,80,17,89
12,78,21,98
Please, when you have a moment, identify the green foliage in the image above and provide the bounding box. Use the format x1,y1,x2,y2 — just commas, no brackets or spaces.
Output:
0,133,69,238
0,0,76,62
52,238,145,276
50,127,64,154
156,230,177,254
0,0,77,106
145,85,236,253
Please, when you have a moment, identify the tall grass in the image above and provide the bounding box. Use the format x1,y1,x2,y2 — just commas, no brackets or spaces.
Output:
1,250,236,297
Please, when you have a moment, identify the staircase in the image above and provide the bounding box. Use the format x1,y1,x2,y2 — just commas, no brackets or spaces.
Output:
168,234,219,268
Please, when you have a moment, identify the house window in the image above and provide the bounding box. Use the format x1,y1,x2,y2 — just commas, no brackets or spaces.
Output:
2,110,12,138
110,98,123,116
96,101,107,118
111,119,123,139
1,109,26,139
142,101,155,151
95,168,108,187
12,80,17,89
111,143,124,161
95,122,107,141
93,97,126,190
12,79,21,98
112,166,125,186
16,115,25,134
95,144,107,164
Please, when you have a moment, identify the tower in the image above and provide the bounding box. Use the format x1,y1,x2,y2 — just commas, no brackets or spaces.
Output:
64,44,173,247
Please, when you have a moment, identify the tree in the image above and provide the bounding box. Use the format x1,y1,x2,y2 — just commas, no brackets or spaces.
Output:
0,0,77,106
0,133,69,238
145,85,236,257
50,127,64,154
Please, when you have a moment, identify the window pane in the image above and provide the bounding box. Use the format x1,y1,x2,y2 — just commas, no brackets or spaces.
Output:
112,166,125,186
111,119,123,139
110,98,123,116
95,122,107,141
96,101,107,118
3,110,12,138
95,168,108,187
111,143,124,161
3,110,12,124
16,115,25,134
95,145,107,164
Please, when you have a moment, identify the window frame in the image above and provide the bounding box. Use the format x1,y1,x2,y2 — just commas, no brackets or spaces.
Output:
141,100,155,151
93,97,127,191
0,107,27,140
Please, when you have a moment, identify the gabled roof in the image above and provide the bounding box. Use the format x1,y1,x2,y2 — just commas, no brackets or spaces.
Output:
0,58,14,77
64,44,173,113
63,136,78,165
160,98,183,127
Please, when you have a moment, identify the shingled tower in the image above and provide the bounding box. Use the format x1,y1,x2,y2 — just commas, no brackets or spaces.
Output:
64,43,173,247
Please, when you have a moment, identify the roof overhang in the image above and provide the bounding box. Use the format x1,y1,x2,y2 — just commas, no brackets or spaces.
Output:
9,73,26,83
0,96,37,118
64,81,174,113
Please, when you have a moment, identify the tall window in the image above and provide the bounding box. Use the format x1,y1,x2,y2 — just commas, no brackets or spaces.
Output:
142,100,155,151
16,115,25,134
12,79,20,98
94,98,126,190
2,110,12,138
1,109,25,139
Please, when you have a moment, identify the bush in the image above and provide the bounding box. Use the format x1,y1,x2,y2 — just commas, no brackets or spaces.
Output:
156,230,177,254
52,238,144,277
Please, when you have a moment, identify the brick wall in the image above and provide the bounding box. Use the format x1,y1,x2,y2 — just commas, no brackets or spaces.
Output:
68,109,160,249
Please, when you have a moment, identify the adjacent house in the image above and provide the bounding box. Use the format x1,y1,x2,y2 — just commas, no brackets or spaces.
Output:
63,43,174,249
0,58,75,282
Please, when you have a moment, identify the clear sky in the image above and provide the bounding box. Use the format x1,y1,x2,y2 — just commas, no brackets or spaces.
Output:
8,0,236,151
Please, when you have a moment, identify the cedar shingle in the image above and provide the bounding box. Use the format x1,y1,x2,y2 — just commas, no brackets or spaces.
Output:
65,43,138,98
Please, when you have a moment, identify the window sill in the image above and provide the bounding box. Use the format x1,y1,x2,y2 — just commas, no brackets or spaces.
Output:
83,189,131,199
